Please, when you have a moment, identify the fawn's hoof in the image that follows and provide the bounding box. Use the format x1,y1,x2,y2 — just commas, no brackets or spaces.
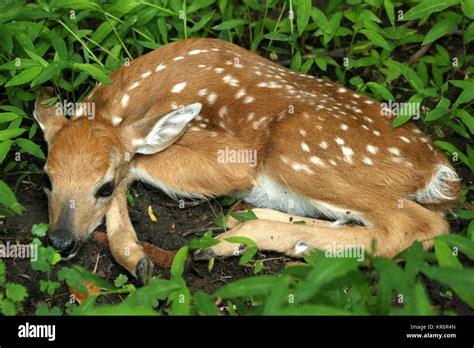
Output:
136,256,154,284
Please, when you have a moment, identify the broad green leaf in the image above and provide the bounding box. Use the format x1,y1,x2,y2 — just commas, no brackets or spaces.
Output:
384,0,395,26
296,0,311,35
437,234,474,260
5,283,28,302
72,63,112,84
15,138,46,159
294,257,359,303
171,246,188,279
0,112,19,123
214,275,280,298
212,19,247,31
194,290,218,315
31,61,69,87
0,128,26,141
5,67,42,87
360,29,391,51
402,0,460,20
461,0,474,19
433,141,470,168
0,140,13,164
422,15,462,45
367,82,394,100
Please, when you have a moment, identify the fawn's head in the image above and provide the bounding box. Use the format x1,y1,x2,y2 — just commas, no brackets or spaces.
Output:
34,87,201,258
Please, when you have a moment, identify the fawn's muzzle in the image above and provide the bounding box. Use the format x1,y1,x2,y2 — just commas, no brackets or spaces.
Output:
48,229,76,255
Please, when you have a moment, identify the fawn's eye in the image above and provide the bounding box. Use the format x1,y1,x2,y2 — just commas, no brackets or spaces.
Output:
96,182,114,198
42,173,52,190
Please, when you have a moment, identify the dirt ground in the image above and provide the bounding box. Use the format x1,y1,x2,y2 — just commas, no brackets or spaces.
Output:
2,167,473,315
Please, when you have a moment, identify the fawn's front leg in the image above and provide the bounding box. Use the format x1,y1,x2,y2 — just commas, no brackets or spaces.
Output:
106,180,153,284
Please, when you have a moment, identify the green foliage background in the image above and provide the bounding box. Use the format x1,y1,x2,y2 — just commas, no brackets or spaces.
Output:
0,0,473,315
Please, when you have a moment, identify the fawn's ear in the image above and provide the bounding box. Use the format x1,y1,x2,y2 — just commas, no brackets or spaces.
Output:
34,87,68,144
122,103,202,155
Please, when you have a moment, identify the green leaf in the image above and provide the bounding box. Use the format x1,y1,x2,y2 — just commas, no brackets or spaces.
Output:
391,115,412,128
435,239,461,268
0,128,26,141
461,0,474,19
239,246,258,265
5,67,43,87
194,290,218,315
0,140,13,164
5,283,28,302
0,180,24,214
15,138,46,159
0,112,19,123
230,209,257,222
384,0,395,26
360,29,391,51
433,141,470,168
294,257,359,303
384,60,424,91
114,274,129,288
422,265,474,308
72,265,115,290
465,22,474,44
402,0,460,20
170,287,191,315
224,236,256,247
35,303,61,316
367,82,394,100
422,15,462,45
456,110,474,133
212,19,247,31
214,275,280,298
72,63,112,84
32,223,48,237
296,0,311,35
437,234,474,260
171,246,188,279
31,61,69,87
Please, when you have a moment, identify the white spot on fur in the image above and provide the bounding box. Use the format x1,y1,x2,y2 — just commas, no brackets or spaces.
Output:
319,141,328,149
335,137,345,145
243,96,255,104
173,56,185,61
155,63,167,72
111,116,122,126
362,157,374,165
207,93,217,104
198,88,208,96
214,67,224,74
388,147,401,156
366,145,379,155
400,136,411,143
141,71,151,78
340,124,348,131
301,143,310,152
219,106,228,118
121,94,129,107
171,82,187,93
128,81,140,90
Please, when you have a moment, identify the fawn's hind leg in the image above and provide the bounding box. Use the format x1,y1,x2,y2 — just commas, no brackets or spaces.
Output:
195,200,449,259
106,180,153,284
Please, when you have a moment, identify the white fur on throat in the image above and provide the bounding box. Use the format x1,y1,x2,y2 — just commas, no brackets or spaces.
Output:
238,173,369,226
413,164,459,203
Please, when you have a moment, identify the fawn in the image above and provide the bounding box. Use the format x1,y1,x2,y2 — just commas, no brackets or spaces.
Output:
34,38,460,283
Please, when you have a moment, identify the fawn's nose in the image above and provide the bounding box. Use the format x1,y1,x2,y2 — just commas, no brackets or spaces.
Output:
48,230,76,254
